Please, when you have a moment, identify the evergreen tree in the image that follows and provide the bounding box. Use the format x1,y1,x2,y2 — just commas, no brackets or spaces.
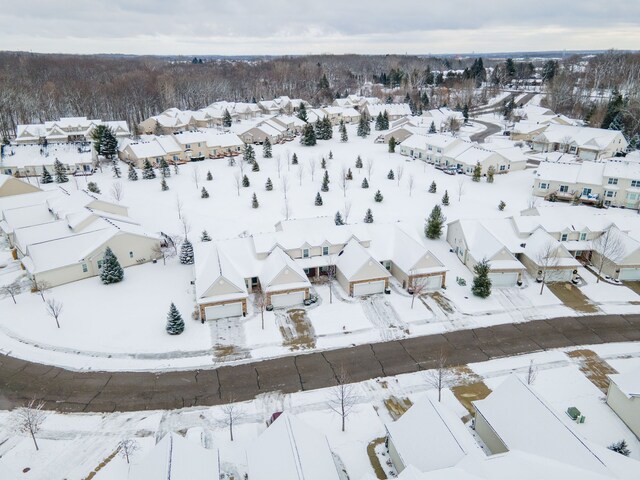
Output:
227,155,236,166
159,158,171,177
608,112,625,133
87,181,101,194
429,121,437,134
339,119,348,142
382,111,389,129
263,137,272,158
361,177,369,189
201,230,212,242
243,144,256,163
128,163,138,181
292,153,298,165
53,159,69,183
355,156,363,169
472,259,492,298
165,303,185,335
41,166,53,184
112,160,121,178
315,192,323,206
222,109,233,127
329,150,333,160
608,440,631,457
486,166,495,183
357,115,370,138
252,160,260,172
498,200,506,211
442,190,450,206
242,174,250,187
91,124,108,157
387,169,395,180
346,168,353,180
472,162,482,182
321,170,330,192
180,239,194,265
374,190,383,202
100,129,118,159
388,137,397,153
334,211,344,225
321,157,327,169
324,117,333,139
300,123,317,146
265,177,273,191
252,192,259,208
100,247,124,284
201,187,209,198
601,91,624,129
161,178,169,191
429,181,437,193
462,104,469,123
363,208,374,223
142,159,156,179
206,170,213,181
297,103,308,122
425,205,446,239
375,112,384,131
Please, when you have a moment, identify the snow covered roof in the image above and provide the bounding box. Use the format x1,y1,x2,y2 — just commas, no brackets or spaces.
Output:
423,133,462,150
535,124,627,150
386,396,468,473
521,229,581,267
248,412,340,480
452,220,520,265
195,243,249,302
259,247,310,291
400,134,429,150
13,217,107,253
129,432,220,480
336,238,391,281
1,203,55,233
366,103,412,117
535,161,605,185
473,375,611,476
609,368,640,398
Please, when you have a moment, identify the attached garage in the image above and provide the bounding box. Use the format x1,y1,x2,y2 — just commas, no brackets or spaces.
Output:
270,290,306,308
353,280,385,296
549,268,574,282
423,275,442,290
204,302,244,320
619,268,640,281
488,271,519,287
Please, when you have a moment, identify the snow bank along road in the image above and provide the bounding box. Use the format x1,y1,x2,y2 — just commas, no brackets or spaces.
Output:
1,313,638,412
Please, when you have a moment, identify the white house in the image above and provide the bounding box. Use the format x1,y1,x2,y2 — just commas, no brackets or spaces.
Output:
15,117,130,145
365,103,412,122
531,124,628,160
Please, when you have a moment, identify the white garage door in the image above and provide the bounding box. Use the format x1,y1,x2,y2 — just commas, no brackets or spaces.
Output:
619,268,640,281
424,275,442,290
549,269,573,282
204,302,243,320
271,291,305,308
488,272,518,287
353,280,385,296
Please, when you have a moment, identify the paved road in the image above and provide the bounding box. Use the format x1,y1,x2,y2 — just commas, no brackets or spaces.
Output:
470,119,503,143
1,314,638,413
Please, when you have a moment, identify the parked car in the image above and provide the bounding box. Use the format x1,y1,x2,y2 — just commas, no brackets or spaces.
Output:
442,167,457,175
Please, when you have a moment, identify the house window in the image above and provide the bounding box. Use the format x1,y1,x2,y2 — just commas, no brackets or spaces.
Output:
539,182,549,190
302,248,310,258
129,251,134,258
428,145,433,151
628,193,638,201
605,190,616,198
186,144,191,149
322,246,329,256
582,188,592,196
579,232,587,241
499,165,506,171
608,178,618,185
97,260,103,269
436,148,442,153
82,263,88,273
631,180,640,187
561,234,568,241
559,185,569,193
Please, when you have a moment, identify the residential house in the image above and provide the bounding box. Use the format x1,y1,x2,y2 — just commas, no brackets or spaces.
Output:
590,225,640,280
335,239,391,296
270,115,307,135
0,175,41,197
421,108,465,132
236,122,284,145
531,124,628,160
0,143,95,177
258,247,312,307
119,137,181,168
517,228,580,282
14,117,130,145
365,103,413,122
383,124,431,144
607,369,640,438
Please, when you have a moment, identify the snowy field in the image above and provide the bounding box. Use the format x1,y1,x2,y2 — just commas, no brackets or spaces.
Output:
2,122,640,371
0,341,638,479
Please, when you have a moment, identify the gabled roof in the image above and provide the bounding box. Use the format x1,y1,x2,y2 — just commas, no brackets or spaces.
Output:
195,244,248,302
521,228,580,267
336,238,391,281
609,367,640,398
451,220,519,263
259,247,310,291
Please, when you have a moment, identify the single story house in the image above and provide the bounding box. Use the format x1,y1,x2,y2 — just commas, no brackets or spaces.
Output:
531,125,628,161
258,247,311,307
335,239,391,296
606,369,640,438
590,225,640,281
365,103,413,122
517,228,581,282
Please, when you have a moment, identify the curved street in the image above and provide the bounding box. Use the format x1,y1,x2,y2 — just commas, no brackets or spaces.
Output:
0,313,638,413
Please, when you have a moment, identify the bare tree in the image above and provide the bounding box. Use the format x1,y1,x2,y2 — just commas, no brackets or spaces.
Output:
365,159,374,181
535,240,561,294
282,198,292,221
591,226,626,283
275,154,283,178
118,439,139,464
254,291,268,330
281,175,290,201
456,176,466,202
424,349,454,402
233,173,242,196
308,158,317,181
327,367,358,432
175,195,184,220
110,181,124,202
192,165,200,190
1,280,22,304
446,116,461,135
30,278,50,302
180,216,191,238
152,237,178,265
396,165,404,186
525,360,538,385
13,398,48,451
219,398,245,441
45,297,63,328
343,200,352,224
407,174,415,197
296,164,305,186
408,274,429,309
285,149,291,171
339,165,349,197
323,256,337,304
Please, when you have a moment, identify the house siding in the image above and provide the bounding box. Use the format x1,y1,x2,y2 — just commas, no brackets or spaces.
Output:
606,382,640,438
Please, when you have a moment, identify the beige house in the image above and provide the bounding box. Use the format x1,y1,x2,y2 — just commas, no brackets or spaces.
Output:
364,103,412,122
258,247,311,307
606,369,640,439
335,239,391,296
590,225,640,280
237,123,284,145
531,124,628,161
517,229,580,282
14,117,130,145
0,175,41,197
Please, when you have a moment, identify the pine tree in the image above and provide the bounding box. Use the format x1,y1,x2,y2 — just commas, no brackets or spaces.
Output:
159,158,171,177
429,121,437,134
252,193,259,208
315,192,323,206
472,162,482,182
206,170,213,181
252,160,260,172
100,129,118,159
87,181,101,194
375,112,384,131
243,144,256,163
263,137,272,158
222,109,233,127
53,159,68,183
323,116,333,139
297,103,308,122
462,104,469,123
425,205,446,239
355,156,363,169
321,158,327,169
100,247,124,284
142,159,156,179
112,160,121,178
339,119,348,142
41,166,53,184
128,163,138,181
321,170,330,192
387,169,395,180
472,259,492,298
374,190,383,202
300,123,317,146
91,124,108,157
498,200,506,211
608,112,625,133
361,177,369,188
329,150,333,160
242,174,250,187
201,230,212,242
180,239,194,264
346,168,353,180
292,153,298,165
165,303,185,335
357,115,370,138
382,110,389,129
608,440,631,457
334,211,344,225
161,178,169,191
486,166,495,183
442,190,450,206
201,187,209,198
388,137,397,153
429,181,437,193
227,155,236,166
363,208,374,223
265,177,273,191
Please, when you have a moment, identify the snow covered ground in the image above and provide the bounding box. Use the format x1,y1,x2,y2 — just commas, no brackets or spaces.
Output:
1,122,640,371
1,341,639,480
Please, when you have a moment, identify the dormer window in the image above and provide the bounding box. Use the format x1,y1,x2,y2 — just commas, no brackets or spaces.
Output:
322,246,329,256
579,232,587,241
561,234,568,241
302,248,309,258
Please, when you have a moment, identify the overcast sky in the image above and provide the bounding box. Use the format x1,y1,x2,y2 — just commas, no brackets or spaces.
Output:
1,1,638,56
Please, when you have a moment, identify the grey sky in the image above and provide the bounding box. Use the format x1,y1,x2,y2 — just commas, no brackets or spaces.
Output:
1,0,638,55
